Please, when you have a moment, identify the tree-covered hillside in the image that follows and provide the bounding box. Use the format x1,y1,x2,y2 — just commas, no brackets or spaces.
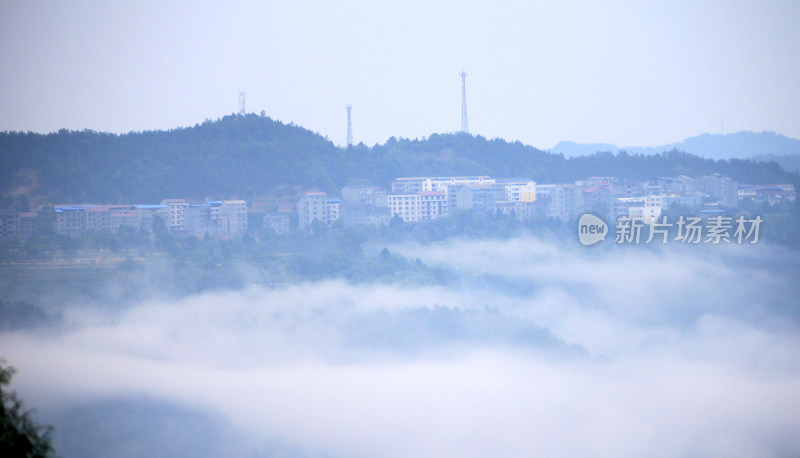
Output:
1,114,797,206
0,115,343,204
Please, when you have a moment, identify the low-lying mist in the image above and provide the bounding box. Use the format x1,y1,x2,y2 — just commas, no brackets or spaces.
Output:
3,235,799,457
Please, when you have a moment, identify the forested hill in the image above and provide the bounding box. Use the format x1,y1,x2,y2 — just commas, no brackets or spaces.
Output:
0,115,341,204
1,114,798,206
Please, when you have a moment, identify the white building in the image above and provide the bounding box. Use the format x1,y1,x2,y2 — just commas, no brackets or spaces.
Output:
660,194,702,210
582,186,614,220
547,184,584,221
615,196,662,224
221,200,248,236
134,205,168,232
494,179,537,202
341,185,388,207
183,200,249,237
391,177,430,194
264,213,290,235
161,199,189,233
388,194,422,222
419,191,447,220
696,173,738,208
326,199,341,223
340,203,391,226
298,192,327,230
184,202,222,237
54,206,86,238
615,197,645,219
496,201,538,221
392,176,495,195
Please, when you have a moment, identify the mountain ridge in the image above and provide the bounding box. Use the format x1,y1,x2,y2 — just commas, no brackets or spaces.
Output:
551,131,800,166
1,115,798,207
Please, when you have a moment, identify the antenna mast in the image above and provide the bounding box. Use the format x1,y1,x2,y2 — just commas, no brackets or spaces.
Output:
346,104,353,147
239,92,246,115
460,71,469,133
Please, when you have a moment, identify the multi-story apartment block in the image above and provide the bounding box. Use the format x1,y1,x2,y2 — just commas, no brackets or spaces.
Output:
547,184,584,221
167,200,249,238
446,184,503,218
110,206,140,232
428,176,495,194
654,177,687,195
340,203,391,226
364,207,391,226
660,194,702,210
615,197,645,219
495,201,537,221
392,176,495,195
264,213,291,235
338,185,389,227
757,184,796,204
612,180,647,199
583,186,614,220
471,187,498,219
494,179,537,202
419,191,447,221
577,177,617,188
447,185,477,212
298,192,327,230
11,200,241,239
696,173,738,208
391,177,430,194
55,206,87,238
1,209,42,239
738,184,756,198
674,175,697,195
161,199,189,233
221,200,248,236
341,185,371,204
134,205,169,232
0,209,21,238
19,212,38,238
388,194,422,222
341,185,388,207
326,199,341,223
184,202,222,237
536,184,555,197
615,196,662,223
84,206,112,232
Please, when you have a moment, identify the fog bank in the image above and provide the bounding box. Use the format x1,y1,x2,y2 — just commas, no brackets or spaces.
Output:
3,236,799,456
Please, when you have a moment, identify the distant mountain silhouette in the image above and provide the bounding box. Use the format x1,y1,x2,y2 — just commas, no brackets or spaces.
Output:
551,131,800,166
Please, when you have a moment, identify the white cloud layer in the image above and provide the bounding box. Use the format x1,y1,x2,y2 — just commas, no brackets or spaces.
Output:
3,236,800,457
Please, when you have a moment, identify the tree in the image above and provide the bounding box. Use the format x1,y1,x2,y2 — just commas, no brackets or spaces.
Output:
0,361,53,457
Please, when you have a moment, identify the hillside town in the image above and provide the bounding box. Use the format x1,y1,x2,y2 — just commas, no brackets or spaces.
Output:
290,174,794,233
0,199,248,239
0,174,795,240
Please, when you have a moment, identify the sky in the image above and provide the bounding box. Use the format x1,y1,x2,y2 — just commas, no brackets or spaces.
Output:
3,236,800,456
1,0,799,149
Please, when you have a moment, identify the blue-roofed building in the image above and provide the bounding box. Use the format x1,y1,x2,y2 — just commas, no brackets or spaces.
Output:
184,200,247,238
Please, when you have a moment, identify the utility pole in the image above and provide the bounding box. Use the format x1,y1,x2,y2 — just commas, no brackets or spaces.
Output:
461,71,469,133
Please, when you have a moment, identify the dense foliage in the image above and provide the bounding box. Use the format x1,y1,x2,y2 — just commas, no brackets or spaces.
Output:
0,362,53,457
1,115,797,207
0,212,572,307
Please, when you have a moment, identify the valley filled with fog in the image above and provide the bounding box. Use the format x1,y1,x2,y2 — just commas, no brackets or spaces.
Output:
2,235,799,457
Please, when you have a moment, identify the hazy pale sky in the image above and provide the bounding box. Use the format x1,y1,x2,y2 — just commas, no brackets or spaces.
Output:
1,0,799,148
